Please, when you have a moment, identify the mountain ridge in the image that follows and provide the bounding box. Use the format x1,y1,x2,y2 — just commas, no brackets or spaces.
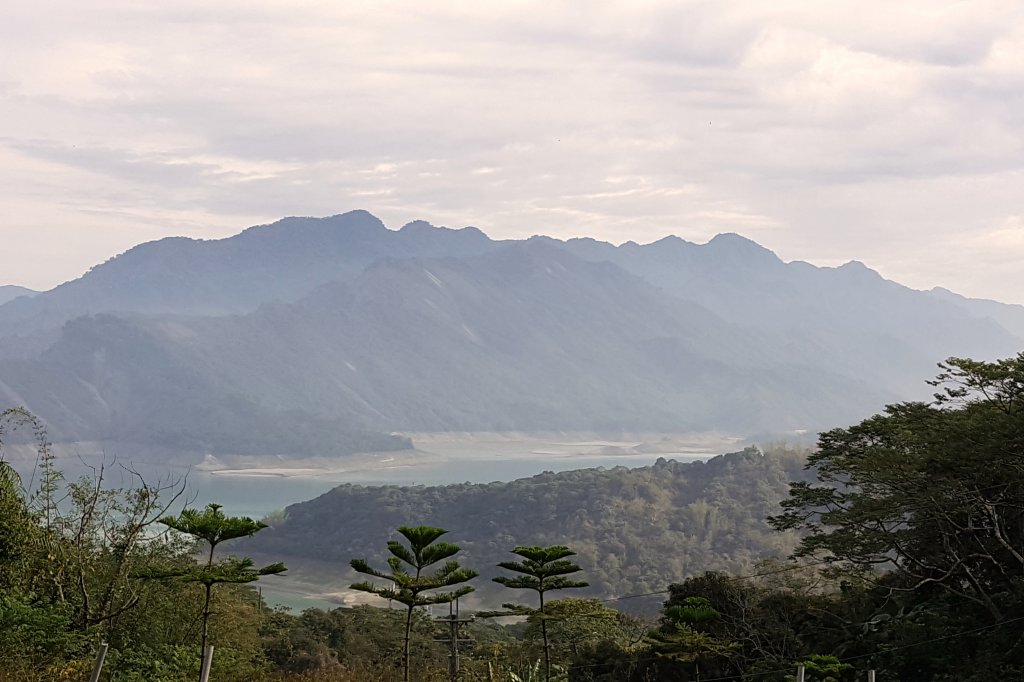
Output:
0,285,36,306
238,446,813,600
0,210,1020,458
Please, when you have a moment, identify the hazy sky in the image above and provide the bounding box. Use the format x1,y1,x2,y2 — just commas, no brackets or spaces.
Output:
2,1,1023,303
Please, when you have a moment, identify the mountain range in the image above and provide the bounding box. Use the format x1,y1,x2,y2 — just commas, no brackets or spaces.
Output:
0,210,1021,460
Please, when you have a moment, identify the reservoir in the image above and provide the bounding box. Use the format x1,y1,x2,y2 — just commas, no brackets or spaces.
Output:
7,433,735,520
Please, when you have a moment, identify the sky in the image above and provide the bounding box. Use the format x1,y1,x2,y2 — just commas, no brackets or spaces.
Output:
1,1,1023,303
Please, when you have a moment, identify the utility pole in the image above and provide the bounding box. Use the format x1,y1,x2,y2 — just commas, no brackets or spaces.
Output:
435,599,474,682
88,643,108,682
198,645,214,682
796,665,805,682
867,671,876,682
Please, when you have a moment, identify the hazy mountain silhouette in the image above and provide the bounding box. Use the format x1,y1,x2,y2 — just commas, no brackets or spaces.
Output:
0,211,1020,457
0,286,36,306
0,211,494,356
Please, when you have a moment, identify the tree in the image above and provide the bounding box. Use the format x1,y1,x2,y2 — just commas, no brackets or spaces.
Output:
350,525,477,682
155,504,286,660
646,596,739,679
786,654,854,682
491,545,589,682
59,462,190,631
0,460,33,589
0,408,49,590
527,597,643,660
771,354,1024,621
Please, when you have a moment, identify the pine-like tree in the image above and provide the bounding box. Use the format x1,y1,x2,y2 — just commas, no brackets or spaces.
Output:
491,545,589,682
155,504,285,659
350,525,477,682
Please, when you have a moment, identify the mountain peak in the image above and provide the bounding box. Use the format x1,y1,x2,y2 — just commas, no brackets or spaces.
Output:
647,234,697,249
837,260,883,280
651,234,686,245
702,232,781,265
249,210,386,236
399,219,434,232
707,232,767,249
399,220,490,240
319,210,387,232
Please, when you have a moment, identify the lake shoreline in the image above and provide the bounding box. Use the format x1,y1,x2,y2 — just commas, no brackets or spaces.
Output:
6,431,743,520
192,431,741,480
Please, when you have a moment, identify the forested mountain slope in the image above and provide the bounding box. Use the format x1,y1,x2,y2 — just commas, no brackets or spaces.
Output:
241,447,811,599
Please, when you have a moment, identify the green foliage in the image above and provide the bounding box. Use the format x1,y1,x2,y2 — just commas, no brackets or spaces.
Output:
525,597,643,662
105,644,200,682
350,525,477,682
647,595,738,669
772,354,1024,620
159,503,274,557
155,503,285,661
350,525,478,609
505,658,544,682
247,446,811,599
0,592,83,669
494,546,590,599
262,604,455,677
491,545,588,682
0,408,49,590
5,353,1024,681
788,654,854,682
0,462,34,588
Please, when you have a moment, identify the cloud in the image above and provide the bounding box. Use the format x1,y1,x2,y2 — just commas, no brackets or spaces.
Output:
0,0,1022,302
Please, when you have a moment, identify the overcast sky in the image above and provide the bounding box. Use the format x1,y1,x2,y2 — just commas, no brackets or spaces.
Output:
2,1,1022,303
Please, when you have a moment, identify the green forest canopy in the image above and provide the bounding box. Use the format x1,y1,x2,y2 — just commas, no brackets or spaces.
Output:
0,353,1022,681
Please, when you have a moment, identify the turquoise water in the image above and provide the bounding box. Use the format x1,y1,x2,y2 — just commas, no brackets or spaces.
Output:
186,452,698,519
7,441,719,612
9,445,718,520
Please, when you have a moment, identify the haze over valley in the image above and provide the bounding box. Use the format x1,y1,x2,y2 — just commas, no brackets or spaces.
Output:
0,210,1021,473
5,2,1024,679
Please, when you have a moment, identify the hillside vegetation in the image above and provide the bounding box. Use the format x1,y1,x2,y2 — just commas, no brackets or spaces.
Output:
1,354,1022,681
243,445,812,598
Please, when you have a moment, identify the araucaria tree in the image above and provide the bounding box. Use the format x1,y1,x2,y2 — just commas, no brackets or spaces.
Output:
350,525,478,682
492,545,589,682
156,504,286,659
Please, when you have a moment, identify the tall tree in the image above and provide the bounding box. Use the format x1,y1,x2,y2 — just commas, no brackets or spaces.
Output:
646,596,739,679
0,459,33,589
771,354,1024,620
491,545,589,682
350,525,477,682
156,504,286,660
528,597,645,660
59,462,189,631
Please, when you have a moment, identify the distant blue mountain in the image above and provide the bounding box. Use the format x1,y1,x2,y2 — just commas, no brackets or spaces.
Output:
0,211,1020,459
0,285,36,306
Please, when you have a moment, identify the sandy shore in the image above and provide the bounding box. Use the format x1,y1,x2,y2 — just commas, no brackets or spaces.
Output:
195,432,740,479
198,449,444,478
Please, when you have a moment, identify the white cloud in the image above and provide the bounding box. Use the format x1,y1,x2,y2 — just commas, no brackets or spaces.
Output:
0,0,1022,302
